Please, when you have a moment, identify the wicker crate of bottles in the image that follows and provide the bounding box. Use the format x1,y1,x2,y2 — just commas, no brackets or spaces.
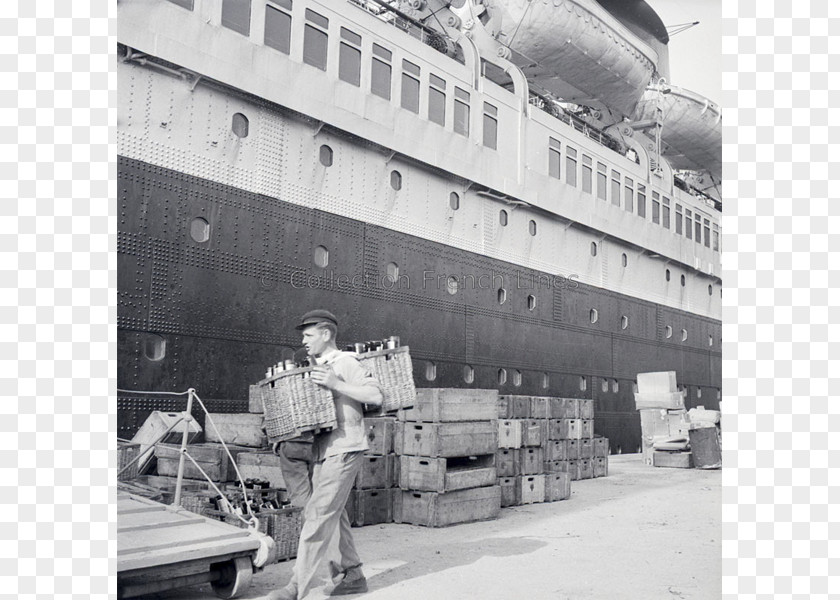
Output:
357,346,416,413
258,366,338,444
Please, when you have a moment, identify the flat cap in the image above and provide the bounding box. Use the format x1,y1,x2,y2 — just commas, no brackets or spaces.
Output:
295,309,339,330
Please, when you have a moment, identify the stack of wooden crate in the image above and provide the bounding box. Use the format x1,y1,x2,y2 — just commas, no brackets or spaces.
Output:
392,389,501,527
496,395,610,508
345,415,400,526
634,371,692,467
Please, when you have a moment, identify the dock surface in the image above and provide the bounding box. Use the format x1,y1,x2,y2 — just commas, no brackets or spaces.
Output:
134,454,721,599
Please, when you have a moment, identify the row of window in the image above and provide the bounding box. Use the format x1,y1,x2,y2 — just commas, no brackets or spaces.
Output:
549,138,720,251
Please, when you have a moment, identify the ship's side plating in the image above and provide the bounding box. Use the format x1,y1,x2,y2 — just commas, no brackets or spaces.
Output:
117,0,721,453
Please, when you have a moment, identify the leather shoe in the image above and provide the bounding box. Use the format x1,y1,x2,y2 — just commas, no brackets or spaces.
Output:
329,575,368,596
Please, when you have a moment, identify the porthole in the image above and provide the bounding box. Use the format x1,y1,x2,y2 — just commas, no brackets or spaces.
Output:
621,253,627,267
633,382,638,394
601,378,608,393
450,192,460,210
681,274,686,287
612,379,619,393
589,308,598,323
425,361,437,381
498,368,507,385
497,288,507,305
665,325,673,338
697,388,702,399
390,170,402,190
709,285,713,296
143,334,166,362
529,220,537,236
499,210,508,226
620,315,628,330
541,373,549,389
527,295,536,311
579,376,587,391
319,144,333,166
512,370,522,387
189,217,210,243
591,241,598,257
313,245,329,268
666,269,671,282
708,334,713,347
717,389,721,400
446,276,459,295
386,262,399,283
681,329,688,341
232,112,249,138
463,365,474,384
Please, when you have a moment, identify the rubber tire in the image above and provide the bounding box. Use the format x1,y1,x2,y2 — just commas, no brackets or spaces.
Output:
211,557,253,599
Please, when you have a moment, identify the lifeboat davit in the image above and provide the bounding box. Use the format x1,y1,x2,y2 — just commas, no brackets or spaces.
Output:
634,85,722,184
490,0,663,117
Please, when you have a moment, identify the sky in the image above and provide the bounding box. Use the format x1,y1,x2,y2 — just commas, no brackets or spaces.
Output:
644,0,722,104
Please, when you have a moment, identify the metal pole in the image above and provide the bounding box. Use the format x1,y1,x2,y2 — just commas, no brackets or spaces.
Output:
173,388,195,507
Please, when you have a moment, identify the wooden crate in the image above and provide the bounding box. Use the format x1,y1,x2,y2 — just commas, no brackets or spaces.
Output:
592,456,608,477
529,397,550,419
508,396,531,418
396,421,498,457
518,447,543,475
236,451,287,489
548,398,578,419
131,411,203,472
579,458,593,480
364,417,396,455
580,419,594,439
398,389,498,422
544,472,571,502
653,451,694,468
592,437,609,458
248,384,264,413
498,420,523,449
566,439,580,460
346,488,393,526
497,396,511,419
496,448,520,477
354,455,392,490
521,420,543,447
578,399,594,419
204,413,267,448
399,454,495,493
548,419,582,440
545,440,567,462
567,459,580,481
518,475,545,505
578,438,593,459
118,440,141,481
154,443,252,483
543,460,569,474
498,477,517,507
389,453,400,488
393,485,500,527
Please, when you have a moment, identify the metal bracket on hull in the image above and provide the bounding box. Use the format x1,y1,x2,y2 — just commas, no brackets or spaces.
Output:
120,46,201,90
312,120,326,137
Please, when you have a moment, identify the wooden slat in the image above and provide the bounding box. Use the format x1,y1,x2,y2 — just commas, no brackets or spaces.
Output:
119,511,205,533
118,538,259,573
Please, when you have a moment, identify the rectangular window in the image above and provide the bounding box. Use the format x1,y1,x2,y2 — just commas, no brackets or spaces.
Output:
454,87,470,137
662,197,671,230
651,191,660,224
303,10,329,71
713,224,719,252
566,147,577,187
695,214,702,243
704,218,711,247
222,0,251,36
637,184,646,218
685,209,692,240
596,162,607,201
676,204,683,235
548,138,561,179
428,74,446,126
400,60,421,113
483,102,498,150
167,0,194,9
264,2,292,55
338,28,362,86
371,44,392,100
623,177,634,212
582,155,592,194
610,170,621,206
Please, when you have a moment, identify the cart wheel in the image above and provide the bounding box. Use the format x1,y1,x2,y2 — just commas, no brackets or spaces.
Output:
211,556,253,599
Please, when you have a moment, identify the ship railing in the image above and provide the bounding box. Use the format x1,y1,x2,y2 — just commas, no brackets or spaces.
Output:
529,94,621,155
346,0,450,56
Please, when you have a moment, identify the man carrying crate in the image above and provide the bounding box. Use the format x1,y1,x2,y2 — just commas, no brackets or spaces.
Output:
270,310,383,600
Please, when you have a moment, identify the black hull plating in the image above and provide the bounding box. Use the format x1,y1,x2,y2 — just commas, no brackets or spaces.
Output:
117,156,721,453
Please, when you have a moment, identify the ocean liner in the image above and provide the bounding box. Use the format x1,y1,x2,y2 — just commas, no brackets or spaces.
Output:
117,0,722,453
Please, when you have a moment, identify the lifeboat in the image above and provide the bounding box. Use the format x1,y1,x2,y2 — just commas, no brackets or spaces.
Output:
487,0,665,117
634,84,722,184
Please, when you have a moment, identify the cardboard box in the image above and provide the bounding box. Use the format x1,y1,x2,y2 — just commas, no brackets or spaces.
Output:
634,392,685,411
636,371,677,394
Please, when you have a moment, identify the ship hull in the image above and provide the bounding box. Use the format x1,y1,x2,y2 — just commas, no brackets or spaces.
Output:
117,156,721,454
